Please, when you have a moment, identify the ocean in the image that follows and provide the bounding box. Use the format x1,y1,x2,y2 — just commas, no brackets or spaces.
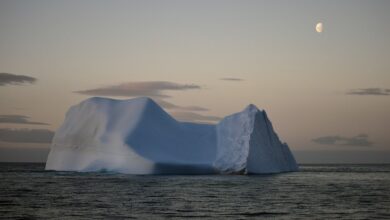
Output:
1,163,389,219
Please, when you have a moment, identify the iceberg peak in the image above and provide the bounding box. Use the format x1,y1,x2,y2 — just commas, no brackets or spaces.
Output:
243,103,263,114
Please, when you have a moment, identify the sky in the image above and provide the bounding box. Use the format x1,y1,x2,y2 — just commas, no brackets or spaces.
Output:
0,0,389,163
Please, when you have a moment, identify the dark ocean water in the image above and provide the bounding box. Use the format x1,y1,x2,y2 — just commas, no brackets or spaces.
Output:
1,163,389,219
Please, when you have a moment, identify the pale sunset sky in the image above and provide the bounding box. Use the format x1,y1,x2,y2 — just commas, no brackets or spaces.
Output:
1,0,389,163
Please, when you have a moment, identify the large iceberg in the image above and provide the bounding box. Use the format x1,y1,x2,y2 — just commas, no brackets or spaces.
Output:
45,97,298,174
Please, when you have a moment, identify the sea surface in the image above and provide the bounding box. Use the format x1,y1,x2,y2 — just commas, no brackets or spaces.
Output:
1,163,389,219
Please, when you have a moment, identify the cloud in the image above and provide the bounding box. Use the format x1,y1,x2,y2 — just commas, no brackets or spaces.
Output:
0,147,49,163
220,77,244,81
171,111,222,123
0,128,54,143
0,115,49,125
347,88,390,96
0,73,36,86
75,81,201,98
155,99,209,111
76,81,209,112
312,134,373,147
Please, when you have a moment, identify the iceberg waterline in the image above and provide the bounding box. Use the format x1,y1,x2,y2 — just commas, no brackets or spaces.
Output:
45,97,298,174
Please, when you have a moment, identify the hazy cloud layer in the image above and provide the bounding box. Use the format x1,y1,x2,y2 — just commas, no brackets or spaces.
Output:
0,115,49,125
155,99,209,111
171,111,222,123
220,77,244,81
76,81,201,98
0,147,49,163
0,73,36,86
312,134,373,147
347,88,390,96
0,128,54,143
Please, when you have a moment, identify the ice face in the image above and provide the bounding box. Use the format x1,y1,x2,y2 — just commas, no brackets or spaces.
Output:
45,97,298,174
213,104,258,173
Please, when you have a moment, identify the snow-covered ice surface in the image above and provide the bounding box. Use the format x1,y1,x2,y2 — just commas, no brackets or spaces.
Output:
45,97,298,174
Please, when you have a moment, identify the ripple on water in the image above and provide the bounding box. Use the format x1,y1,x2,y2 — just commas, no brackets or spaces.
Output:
0,163,390,219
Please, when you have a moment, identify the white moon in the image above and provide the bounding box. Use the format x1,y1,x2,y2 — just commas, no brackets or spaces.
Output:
316,22,323,33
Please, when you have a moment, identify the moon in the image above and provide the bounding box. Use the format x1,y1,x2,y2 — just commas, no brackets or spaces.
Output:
316,22,323,33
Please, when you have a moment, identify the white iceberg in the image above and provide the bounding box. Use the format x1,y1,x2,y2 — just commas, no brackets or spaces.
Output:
45,97,298,174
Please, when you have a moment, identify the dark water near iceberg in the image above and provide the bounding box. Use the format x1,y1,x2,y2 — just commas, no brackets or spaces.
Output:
1,163,390,219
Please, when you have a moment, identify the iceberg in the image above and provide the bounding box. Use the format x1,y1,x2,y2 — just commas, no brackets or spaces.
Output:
45,97,298,174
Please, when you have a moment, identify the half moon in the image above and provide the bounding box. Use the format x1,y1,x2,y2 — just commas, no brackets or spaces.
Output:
316,22,323,33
